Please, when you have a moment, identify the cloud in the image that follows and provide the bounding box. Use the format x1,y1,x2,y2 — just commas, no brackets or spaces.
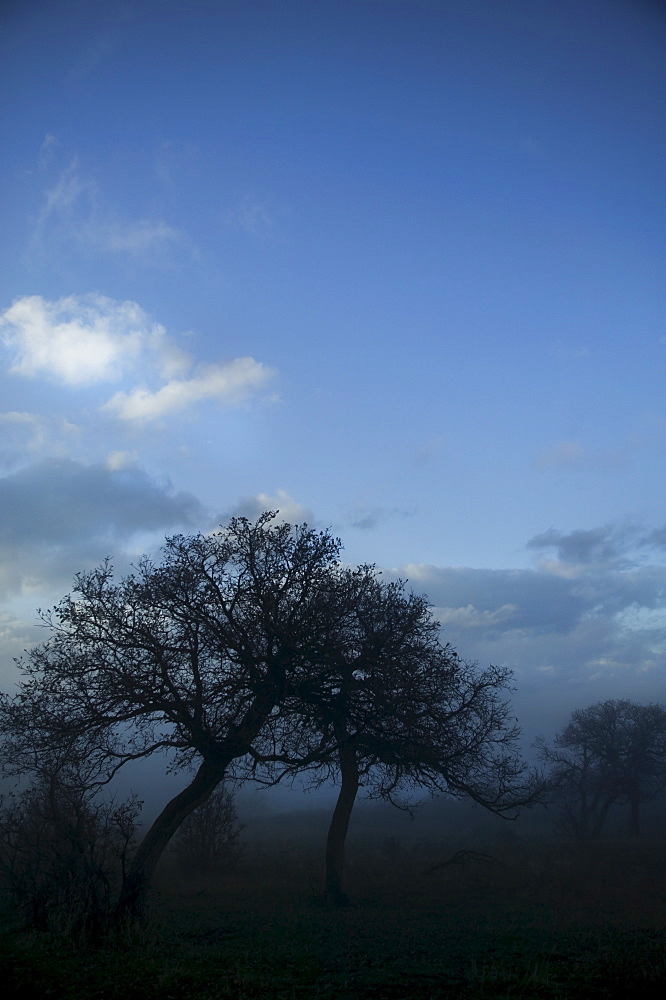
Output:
535,439,629,472
345,503,415,531
227,490,314,526
390,524,666,718
32,152,189,263
0,458,205,597
102,358,275,421
94,219,184,254
1,294,273,422
527,525,631,568
41,154,93,218
0,411,80,470
435,603,520,629
236,197,275,236
38,133,58,171
402,564,588,635
1,294,153,386
644,525,666,549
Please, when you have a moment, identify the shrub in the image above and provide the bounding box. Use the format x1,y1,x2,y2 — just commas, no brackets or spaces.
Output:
0,771,141,940
171,785,243,877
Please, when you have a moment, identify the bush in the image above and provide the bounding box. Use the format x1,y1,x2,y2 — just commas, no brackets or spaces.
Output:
171,785,243,877
0,770,141,940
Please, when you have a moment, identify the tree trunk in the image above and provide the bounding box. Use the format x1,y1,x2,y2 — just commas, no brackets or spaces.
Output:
324,744,359,905
590,794,615,837
115,683,281,924
629,788,641,838
116,758,226,923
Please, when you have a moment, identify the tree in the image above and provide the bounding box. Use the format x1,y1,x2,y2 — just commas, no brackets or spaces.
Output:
537,699,666,838
0,513,343,922
171,784,243,877
252,565,539,904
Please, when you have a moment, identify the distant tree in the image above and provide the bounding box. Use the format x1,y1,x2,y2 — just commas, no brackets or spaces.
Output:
171,784,243,877
537,699,666,838
0,513,344,922
253,565,540,904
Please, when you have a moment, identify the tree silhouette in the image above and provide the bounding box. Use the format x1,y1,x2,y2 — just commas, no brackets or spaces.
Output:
537,699,666,838
252,565,538,904
0,513,343,921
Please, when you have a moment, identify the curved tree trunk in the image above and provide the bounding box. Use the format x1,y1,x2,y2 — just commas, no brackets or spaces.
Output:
116,757,226,923
324,744,359,905
116,683,281,923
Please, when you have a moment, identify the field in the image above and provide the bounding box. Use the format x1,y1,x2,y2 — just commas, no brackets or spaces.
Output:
1,811,665,999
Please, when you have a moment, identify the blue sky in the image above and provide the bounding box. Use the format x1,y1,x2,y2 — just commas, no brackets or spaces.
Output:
1,0,665,743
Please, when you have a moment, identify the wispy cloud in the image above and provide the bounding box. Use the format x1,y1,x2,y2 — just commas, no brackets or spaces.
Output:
38,133,58,171
95,219,184,254
535,439,631,472
103,358,275,422
0,411,80,470
345,503,415,531
31,149,190,263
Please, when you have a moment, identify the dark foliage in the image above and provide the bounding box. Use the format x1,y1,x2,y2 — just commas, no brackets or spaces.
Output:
252,566,541,901
537,699,666,838
0,764,140,940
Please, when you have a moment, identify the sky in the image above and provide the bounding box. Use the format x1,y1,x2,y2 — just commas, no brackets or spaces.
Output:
1,0,665,752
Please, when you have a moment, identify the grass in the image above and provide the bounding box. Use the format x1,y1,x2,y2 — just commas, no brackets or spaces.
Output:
1,835,665,999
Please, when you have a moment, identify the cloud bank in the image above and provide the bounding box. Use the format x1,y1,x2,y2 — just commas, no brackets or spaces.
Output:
0,457,205,597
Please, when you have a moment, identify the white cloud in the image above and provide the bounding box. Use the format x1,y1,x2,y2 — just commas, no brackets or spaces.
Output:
1,294,152,385
228,490,314,526
1,294,276,423
102,358,275,422
105,450,138,471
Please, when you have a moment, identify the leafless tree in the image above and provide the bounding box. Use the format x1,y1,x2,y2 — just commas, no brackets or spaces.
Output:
0,513,344,922
537,699,666,838
252,566,540,904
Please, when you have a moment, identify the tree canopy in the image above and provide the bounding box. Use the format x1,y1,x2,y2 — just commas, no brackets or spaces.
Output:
1,513,344,917
252,564,537,902
537,699,666,838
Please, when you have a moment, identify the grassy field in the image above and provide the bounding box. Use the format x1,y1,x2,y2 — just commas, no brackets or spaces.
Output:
1,831,665,999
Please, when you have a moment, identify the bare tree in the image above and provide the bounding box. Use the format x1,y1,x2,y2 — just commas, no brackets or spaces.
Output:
0,513,344,922
537,699,666,838
253,566,540,904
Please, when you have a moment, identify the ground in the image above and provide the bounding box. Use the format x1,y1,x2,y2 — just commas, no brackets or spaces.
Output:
1,833,665,998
